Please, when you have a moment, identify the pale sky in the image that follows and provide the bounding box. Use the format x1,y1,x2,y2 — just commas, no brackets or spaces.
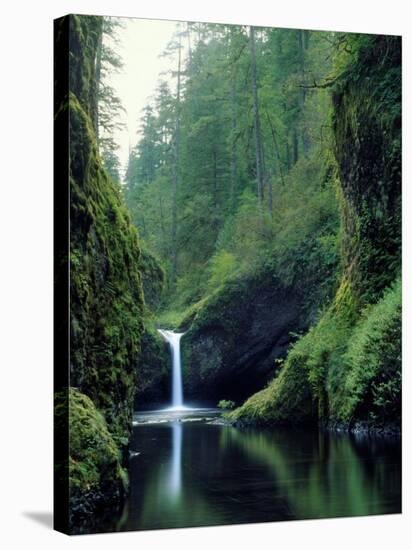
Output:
103,17,181,180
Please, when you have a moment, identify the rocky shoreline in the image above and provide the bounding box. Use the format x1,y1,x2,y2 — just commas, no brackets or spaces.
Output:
320,419,401,438
228,414,401,438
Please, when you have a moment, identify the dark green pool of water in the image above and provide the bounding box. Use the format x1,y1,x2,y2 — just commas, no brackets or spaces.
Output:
115,410,401,532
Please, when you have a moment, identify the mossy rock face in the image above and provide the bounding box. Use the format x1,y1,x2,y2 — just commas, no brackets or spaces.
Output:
55,389,127,533
230,348,315,426
67,15,101,126
69,94,144,443
64,16,144,444
55,15,146,527
134,328,171,408
230,306,349,426
182,271,308,404
333,35,401,305
232,280,401,428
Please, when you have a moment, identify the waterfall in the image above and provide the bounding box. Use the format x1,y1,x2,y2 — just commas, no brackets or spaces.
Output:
158,329,185,409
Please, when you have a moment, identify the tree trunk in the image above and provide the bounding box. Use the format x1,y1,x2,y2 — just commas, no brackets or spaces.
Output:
267,169,273,217
298,30,310,156
230,76,238,210
94,26,103,141
171,35,182,284
186,23,192,64
159,194,166,257
292,128,299,164
266,111,285,186
303,29,310,50
213,150,218,211
249,26,264,209
286,142,291,171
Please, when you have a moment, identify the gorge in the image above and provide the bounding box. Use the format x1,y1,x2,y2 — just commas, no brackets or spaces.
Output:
55,15,402,535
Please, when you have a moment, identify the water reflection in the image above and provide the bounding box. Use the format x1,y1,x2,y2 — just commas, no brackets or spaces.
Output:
220,427,401,519
168,422,183,499
116,417,401,533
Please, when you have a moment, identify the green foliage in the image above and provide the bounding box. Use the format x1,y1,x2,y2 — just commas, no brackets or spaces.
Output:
207,251,237,290
156,309,187,330
98,17,126,182
139,248,166,311
124,24,340,312
231,34,401,429
338,279,401,423
217,399,236,410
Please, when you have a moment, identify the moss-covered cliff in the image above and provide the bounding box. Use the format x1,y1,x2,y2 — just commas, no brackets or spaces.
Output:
55,15,145,530
333,35,401,306
232,35,401,430
134,326,171,407
68,90,144,442
55,389,128,532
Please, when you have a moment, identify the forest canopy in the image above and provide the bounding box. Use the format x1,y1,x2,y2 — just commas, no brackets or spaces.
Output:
121,24,343,318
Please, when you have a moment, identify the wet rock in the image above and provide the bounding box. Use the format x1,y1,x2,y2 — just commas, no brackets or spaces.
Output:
181,271,307,403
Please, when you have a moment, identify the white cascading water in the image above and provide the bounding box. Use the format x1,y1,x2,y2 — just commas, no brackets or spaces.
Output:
158,329,185,409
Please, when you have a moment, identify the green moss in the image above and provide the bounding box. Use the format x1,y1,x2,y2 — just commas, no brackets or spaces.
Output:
68,92,144,443
134,326,171,406
54,15,150,529
156,293,213,331
233,275,401,428
54,388,127,508
332,35,401,305
57,15,146,501
68,15,102,123
333,276,358,323
230,346,314,425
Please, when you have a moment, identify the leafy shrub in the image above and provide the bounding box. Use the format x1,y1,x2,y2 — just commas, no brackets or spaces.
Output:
217,399,236,410
293,310,352,419
338,278,401,423
138,248,165,311
208,251,237,290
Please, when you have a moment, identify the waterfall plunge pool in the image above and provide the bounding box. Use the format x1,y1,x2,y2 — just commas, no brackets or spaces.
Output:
107,330,402,532
114,415,401,532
